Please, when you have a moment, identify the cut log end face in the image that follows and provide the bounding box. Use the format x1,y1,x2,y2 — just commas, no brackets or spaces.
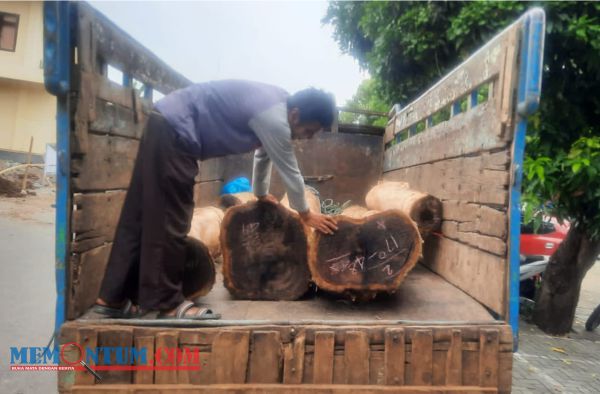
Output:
411,195,443,235
221,202,310,300
182,236,216,299
312,212,421,294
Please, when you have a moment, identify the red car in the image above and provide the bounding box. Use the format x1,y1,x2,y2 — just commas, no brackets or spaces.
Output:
520,217,569,256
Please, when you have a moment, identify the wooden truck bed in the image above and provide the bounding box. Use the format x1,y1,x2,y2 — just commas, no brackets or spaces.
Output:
78,264,494,323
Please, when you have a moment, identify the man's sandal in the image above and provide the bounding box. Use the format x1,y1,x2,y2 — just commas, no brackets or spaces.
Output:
92,300,144,318
157,300,221,320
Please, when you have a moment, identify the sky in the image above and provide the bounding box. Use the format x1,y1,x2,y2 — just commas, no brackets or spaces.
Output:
89,1,368,105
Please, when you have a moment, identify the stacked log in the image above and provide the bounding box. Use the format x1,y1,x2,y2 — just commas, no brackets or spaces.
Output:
220,201,311,300
339,205,378,219
182,236,216,299
280,186,322,214
308,206,422,299
188,206,224,258
188,192,259,259
365,181,442,237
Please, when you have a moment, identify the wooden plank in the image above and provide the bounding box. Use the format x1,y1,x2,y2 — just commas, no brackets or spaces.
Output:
72,133,138,192
422,236,505,315
497,26,520,138
72,191,126,253
384,328,405,385
462,343,480,386
446,329,463,385
432,329,449,387
89,99,144,139
432,348,446,386
282,331,305,384
75,328,98,385
479,329,499,387
411,330,433,386
333,351,345,384
208,133,384,206
194,180,223,208
58,326,78,392
70,383,499,393
78,3,190,93
313,331,335,384
385,24,519,144
441,221,507,256
197,157,225,182
210,330,250,384
188,346,211,385
248,331,282,383
383,151,510,206
68,244,111,319
370,350,385,385
154,332,178,384
133,336,154,385
442,200,507,239
73,72,94,155
497,350,513,394
385,103,506,170
97,329,133,384
344,331,370,385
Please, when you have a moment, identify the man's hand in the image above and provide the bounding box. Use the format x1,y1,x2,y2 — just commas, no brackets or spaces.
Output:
299,211,338,235
257,193,279,205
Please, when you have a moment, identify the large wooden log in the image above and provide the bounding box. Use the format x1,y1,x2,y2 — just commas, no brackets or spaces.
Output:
339,205,378,219
365,182,442,237
220,201,311,300
182,236,216,300
188,206,224,258
309,208,422,300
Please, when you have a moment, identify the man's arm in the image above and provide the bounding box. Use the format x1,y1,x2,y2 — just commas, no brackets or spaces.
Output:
249,104,309,212
252,147,273,199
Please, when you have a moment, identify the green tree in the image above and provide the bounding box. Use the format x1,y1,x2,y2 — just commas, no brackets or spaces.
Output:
339,78,389,126
325,1,600,335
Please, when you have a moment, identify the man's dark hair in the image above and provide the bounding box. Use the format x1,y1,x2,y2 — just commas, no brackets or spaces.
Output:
287,88,335,128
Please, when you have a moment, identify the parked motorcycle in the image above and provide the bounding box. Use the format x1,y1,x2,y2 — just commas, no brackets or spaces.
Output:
519,254,549,300
585,303,600,331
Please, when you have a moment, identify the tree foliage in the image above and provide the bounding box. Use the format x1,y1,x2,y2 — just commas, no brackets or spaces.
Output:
339,79,389,126
324,1,600,240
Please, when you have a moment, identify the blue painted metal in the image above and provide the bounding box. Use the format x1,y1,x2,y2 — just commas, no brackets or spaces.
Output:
43,1,72,341
469,90,478,109
144,85,153,101
122,73,132,87
509,8,546,351
451,101,461,116
43,1,71,96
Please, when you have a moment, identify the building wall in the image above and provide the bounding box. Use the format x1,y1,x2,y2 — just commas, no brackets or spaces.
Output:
0,78,55,155
0,1,55,156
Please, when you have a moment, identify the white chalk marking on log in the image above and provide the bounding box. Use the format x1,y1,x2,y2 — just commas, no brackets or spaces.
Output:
326,253,351,263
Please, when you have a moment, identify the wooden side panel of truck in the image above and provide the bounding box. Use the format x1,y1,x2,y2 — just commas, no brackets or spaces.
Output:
44,2,545,392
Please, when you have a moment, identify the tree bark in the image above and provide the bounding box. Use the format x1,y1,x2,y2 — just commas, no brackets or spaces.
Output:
533,225,600,335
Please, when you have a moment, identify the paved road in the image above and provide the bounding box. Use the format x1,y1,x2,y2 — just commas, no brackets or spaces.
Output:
513,261,600,393
0,192,56,393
